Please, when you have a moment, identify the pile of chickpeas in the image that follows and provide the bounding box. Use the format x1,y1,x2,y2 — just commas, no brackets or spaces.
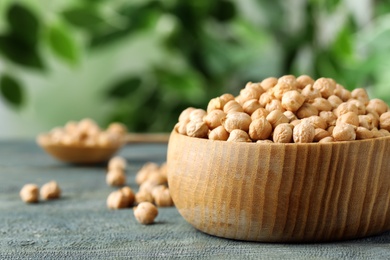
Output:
38,118,127,147
106,158,173,225
175,75,390,143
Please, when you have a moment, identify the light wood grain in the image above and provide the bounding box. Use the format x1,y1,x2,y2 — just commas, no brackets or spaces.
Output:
167,130,390,242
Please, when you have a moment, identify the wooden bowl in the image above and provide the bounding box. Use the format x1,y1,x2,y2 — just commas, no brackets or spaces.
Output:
37,136,123,164
167,130,390,242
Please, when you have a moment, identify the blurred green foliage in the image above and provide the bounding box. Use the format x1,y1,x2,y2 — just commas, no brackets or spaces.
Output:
0,0,389,132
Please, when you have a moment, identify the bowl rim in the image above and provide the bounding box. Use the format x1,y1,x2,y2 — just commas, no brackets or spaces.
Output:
170,129,390,147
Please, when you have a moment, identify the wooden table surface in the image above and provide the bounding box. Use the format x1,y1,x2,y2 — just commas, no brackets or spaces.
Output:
1,140,389,259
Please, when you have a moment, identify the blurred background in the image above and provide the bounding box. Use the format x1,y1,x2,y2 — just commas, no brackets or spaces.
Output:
0,0,389,138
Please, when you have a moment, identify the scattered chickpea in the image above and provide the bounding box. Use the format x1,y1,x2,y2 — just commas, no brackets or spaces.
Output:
134,202,158,225
20,184,39,203
107,190,128,209
121,186,135,207
135,162,159,185
135,190,154,204
40,181,61,200
106,169,126,187
108,156,127,171
152,186,174,207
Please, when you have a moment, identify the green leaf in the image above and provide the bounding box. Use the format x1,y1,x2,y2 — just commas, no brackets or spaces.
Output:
6,3,40,46
47,24,79,64
0,35,44,69
107,77,142,98
0,74,24,108
62,7,104,30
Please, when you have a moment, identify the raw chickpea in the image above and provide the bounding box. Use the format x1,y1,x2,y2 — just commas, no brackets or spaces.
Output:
121,186,135,207
327,126,335,135
186,121,208,138
334,102,358,117
208,126,229,141
189,109,207,122
332,123,356,141
223,100,244,114
379,129,390,136
222,112,251,133
379,111,390,131
290,119,301,127
261,77,278,90
108,156,127,171
305,116,327,129
139,180,159,194
336,112,359,127
273,82,296,100
207,97,224,113
334,84,352,102
256,139,274,143
134,202,158,225
314,128,331,142
366,99,389,116
278,75,298,89
266,110,289,129
240,83,263,102
219,93,235,105
243,99,261,115
227,129,251,142
296,75,314,89
265,99,285,112
313,78,335,98
251,108,269,121
283,111,298,122
259,92,274,107
310,97,332,112
356,127,374,140
327,95,343,109
175,120,189,135
348,99,366,115
351,88,370,104
40,181,61,200
159,162,168,180
179,107,195,122
281,90,305,112
136,162,159,185
367,112,380,128
135,190,154,204
107,122,127,136
296,103,319,119
107,190,128,209
293,121,315,143
358,115,374,130
319,111,337,126
301,84,321,102
204,110,226,130
152,186,174,207
319,136,334,143
249,117,272,141
371,127,384,138
106,169,126,187
20,184,39,203
273,123,293,143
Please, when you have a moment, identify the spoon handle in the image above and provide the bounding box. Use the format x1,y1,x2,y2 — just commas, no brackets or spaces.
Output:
125,133,170,143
